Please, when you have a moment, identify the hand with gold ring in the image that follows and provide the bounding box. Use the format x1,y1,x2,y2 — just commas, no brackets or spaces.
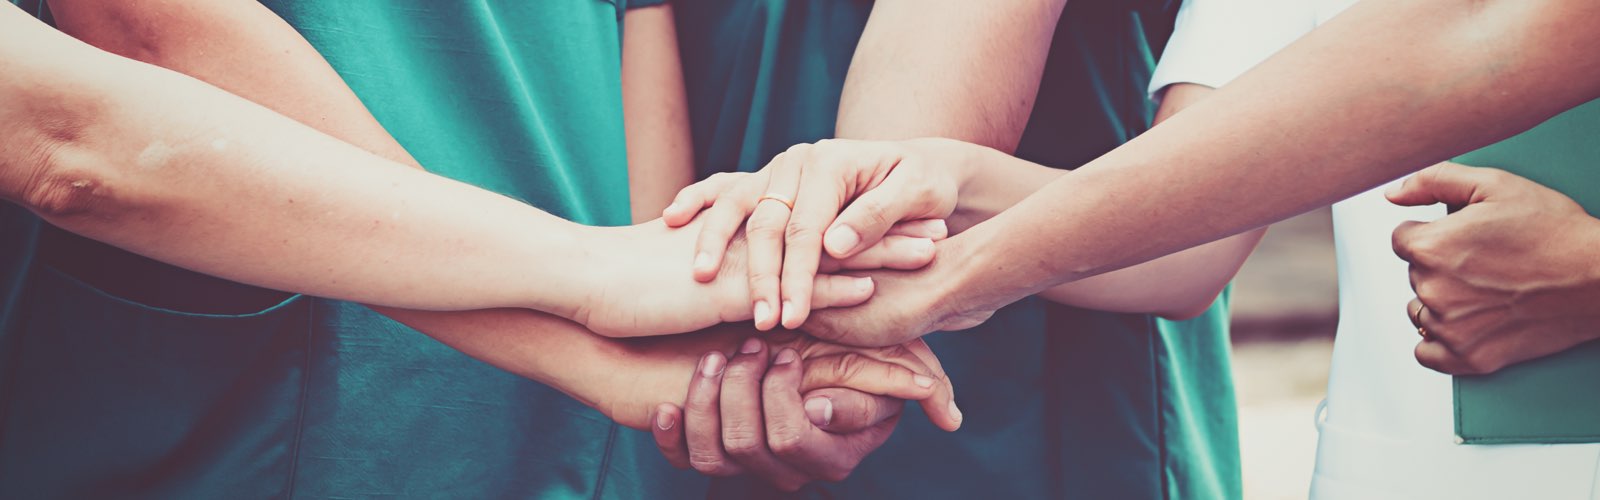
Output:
1409,300,1429,339
661,141,964,330
1390,162,1600,375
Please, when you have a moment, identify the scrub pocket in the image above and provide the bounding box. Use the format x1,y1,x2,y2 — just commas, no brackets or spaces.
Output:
0,265,311,499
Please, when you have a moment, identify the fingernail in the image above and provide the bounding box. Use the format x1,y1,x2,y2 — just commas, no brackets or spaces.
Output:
694,251,713,271
929,219,948,236
699,352,725,377
754,300,773,325
805,397,834,427
781,300,796,327
656,407,676,431
948,400,963,423
825,226,861,255
1384,181,1403,199
913,238,936,257
913,374,935,388
855,277,873,294
665,202,680,213
740,337,762,354
774,348,798,365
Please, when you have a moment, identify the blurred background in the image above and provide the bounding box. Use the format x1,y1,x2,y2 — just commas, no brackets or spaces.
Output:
1228,207,1338,500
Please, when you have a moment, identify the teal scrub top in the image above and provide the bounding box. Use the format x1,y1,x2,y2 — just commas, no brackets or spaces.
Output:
1,1,700,498
674,1,1242,498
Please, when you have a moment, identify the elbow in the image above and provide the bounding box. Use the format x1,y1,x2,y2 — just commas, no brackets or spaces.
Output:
16,122,116,221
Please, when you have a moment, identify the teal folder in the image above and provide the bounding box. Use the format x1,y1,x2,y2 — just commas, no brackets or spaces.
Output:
1451,98,1600,444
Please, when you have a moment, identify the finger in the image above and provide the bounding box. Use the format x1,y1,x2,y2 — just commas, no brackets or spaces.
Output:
692,175,766,282
808,274,875,310
684,351,743,476
720,340,811,491
884,219,949,240
651,403,691,469
763,348,859,482
798,388,904,433
901,339,961,431
1415,339,1474,375
780,154,854,329
825,173,941,259
1391,220,1429,264
664,172,744,227
746,153,804,331
1384,162,1491,207
797,350,940,404
1406,297,1425,329
824,236,937,271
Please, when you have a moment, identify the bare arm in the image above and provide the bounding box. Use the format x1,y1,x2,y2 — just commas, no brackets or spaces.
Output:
840,1,1255,319
836,0,1065,150
25,0,956,428
941,0,1600,330
1,4,600,318
1034,83,1264,318
622,3,695,223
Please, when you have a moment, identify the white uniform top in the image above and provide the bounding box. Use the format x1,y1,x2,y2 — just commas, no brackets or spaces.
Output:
1151,1,1600,498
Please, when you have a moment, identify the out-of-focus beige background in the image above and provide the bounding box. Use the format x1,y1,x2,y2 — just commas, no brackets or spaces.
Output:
1229,207,1338,500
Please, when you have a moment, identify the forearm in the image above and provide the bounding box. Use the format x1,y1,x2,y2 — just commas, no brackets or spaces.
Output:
622,4,695,223
1036,84,1264,317
34,0,710,419
384,307,735,429
836,0,1066,151
1,6,600,317
947,0,1600,311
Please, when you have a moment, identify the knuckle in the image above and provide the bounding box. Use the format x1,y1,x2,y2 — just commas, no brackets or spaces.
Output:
766,426,805,457
785,143,814,158
721,426,764,456
723,361,761,384
829,353,867,382
688,452,728,474
859,200,892,228
785,222,822,244
746,218,788,241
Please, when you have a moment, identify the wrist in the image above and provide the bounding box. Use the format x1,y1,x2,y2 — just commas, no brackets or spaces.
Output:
552,223,624,328
598,329,741,429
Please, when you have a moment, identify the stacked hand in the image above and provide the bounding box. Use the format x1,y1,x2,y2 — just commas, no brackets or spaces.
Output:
576,212,942,338
1388,162,1600,374
661,138,1000,344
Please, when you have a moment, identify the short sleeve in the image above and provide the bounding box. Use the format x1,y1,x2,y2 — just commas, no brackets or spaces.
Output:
1149,0,1318,101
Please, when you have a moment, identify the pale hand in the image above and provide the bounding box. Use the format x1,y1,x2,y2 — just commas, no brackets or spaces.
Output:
661,138,984,331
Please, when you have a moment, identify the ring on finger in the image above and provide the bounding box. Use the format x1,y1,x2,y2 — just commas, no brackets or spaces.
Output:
1413,302,1430,339
758,193,795,211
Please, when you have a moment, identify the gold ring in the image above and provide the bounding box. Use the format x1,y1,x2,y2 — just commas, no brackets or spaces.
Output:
1413,302,1429,339
758,193,794,211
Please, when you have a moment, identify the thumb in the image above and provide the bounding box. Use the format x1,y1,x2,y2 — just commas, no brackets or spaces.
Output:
1385,162,1493,208
798,388,903,433
825,174,950,259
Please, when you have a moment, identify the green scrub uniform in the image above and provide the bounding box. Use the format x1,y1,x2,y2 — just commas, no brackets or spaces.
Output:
1,1,702,498
674,1,1242,498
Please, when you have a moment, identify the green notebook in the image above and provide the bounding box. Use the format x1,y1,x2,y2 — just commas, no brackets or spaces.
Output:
1451,98,1600,445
